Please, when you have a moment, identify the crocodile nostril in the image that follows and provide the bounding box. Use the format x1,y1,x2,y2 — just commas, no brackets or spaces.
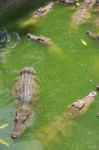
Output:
11,133,19,139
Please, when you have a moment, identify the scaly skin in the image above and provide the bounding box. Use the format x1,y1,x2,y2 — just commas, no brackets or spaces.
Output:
11,67,38,139
35,91,97,148
33,2,54,18
65,91,97,119
12,67,37,104
72,0,96,25
27,33,52,45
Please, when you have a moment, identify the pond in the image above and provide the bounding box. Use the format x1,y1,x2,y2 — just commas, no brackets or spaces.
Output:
0,2,99,150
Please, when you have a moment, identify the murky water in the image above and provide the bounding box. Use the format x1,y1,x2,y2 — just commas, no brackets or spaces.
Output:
0,2,99,150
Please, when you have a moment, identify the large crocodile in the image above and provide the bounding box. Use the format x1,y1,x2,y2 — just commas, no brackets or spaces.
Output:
72,0,96,25
35,91,97,148
11,67,38,139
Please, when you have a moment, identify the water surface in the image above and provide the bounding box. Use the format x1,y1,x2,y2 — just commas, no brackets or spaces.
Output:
0,2,99,150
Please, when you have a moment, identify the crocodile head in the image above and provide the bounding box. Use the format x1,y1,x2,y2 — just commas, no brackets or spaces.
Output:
11,106,32,139
19,67,36,75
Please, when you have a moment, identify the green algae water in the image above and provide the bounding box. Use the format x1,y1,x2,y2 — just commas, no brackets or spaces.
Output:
0,2,99,150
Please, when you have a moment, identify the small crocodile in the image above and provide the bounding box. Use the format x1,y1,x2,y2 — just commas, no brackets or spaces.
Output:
11,67,38,139
33,2,54,18
27,33,52,45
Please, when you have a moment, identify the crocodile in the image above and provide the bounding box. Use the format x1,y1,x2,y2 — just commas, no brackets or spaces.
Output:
72,0,96,25
11,67,38,139
86,31,99,40
35,91,97,146
33,2,54,18
65,91,97,118
27,33,52,45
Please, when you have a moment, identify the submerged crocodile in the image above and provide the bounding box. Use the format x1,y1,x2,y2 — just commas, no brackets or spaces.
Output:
33,2,54,18
86,31,99,40
35,91,97,146
65,91,97,118
11,67,38,139
72,0,96,25
27,33,52,45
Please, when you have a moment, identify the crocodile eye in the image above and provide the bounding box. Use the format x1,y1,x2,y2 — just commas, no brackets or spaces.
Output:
22,118,26,124
14,118,18,123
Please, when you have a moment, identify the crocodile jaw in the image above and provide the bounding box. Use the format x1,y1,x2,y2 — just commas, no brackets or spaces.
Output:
11,106,31,139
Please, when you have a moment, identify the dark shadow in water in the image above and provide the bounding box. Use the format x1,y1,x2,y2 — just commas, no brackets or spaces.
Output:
0,0,57,25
